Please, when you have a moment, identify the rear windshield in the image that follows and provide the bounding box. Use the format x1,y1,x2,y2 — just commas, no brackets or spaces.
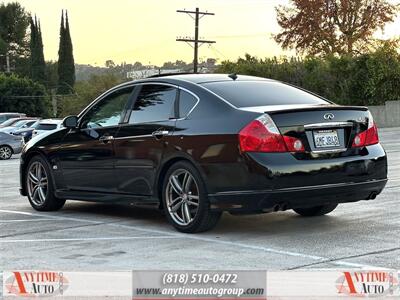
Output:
202,81,328,107
36,123,58,130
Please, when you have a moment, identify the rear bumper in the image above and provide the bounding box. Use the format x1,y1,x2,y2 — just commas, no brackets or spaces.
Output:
205,143,387,213
13,146,23,154
208,178,387,213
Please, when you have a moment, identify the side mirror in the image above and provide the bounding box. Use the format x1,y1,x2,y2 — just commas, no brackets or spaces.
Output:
62,115,78,129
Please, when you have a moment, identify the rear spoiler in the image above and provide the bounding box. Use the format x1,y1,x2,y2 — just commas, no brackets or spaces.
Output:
266,105,368,115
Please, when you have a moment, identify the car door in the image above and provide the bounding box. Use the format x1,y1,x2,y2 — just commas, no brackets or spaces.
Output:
58,85,135,193
113,83,177,196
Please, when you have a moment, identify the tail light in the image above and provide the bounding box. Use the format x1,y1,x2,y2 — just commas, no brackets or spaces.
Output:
239,114,304,153
352,111,379,148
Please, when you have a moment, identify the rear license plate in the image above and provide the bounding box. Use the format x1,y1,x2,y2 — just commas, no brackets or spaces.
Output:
313,130,340,148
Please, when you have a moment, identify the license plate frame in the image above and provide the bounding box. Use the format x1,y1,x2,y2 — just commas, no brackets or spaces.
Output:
313,129,340,148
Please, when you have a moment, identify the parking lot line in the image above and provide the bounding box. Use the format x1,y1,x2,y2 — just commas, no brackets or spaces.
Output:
0,209,101,224
0,218,56,223
0,208,382,269
0,236,180,243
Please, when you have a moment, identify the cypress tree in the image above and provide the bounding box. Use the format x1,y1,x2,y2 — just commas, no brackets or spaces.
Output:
30,16,46,84
57,10,75,94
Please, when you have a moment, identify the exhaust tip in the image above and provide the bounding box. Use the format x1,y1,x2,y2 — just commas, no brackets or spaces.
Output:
369,192,377,200
273,204,280,212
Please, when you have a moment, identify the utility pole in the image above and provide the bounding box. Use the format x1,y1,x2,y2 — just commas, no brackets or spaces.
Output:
6,53,10,73
176,8,215,73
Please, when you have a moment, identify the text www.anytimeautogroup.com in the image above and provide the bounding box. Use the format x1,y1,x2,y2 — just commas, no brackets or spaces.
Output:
136,287,264,298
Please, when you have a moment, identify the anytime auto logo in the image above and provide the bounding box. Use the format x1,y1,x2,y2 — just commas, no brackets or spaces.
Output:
4,271,69,297
336,271,398,297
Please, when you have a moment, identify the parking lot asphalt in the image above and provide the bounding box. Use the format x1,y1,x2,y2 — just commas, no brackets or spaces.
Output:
0,127,399,273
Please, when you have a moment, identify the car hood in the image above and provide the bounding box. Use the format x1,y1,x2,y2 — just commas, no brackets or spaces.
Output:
23,127,68,153
14,128,34,133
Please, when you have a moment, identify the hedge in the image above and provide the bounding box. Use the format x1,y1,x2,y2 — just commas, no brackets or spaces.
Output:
0,73,50,117
216,44,400,106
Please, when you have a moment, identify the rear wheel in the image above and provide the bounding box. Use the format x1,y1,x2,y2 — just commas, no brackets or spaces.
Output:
162,161,221,233
26,156,66,211
0,145,12,160
293,204,338,217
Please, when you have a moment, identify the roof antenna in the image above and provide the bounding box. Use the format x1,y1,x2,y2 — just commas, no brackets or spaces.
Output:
228,73,238,80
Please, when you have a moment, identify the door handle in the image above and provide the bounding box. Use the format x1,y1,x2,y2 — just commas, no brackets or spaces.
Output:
152,130,169,138
99,135,114,143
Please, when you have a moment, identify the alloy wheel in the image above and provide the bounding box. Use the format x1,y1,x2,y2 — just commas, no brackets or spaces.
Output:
27,161,48,206
166,169,200,226
0,146,12,159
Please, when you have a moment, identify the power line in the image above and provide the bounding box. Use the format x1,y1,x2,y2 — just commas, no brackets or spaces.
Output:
176,8,215,73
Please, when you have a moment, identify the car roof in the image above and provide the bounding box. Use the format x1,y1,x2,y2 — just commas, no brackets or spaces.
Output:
39,119,62,124
146,73,272,84
7,117,36,121
118,73,273,87
0,112,24,115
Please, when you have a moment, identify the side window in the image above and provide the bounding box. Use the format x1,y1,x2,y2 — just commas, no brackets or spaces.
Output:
129,84,177,124
179,90,198,118
81,87,133,129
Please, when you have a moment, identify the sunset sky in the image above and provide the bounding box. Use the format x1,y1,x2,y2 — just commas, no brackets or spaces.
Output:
6,0,400,66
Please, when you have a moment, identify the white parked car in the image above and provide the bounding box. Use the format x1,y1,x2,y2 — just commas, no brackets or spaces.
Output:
31,119,63,138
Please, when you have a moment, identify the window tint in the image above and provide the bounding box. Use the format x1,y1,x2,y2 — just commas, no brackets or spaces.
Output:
36,123,58,130
0,116,6,123
13,120,32,127
129,85,176,124
21,121,36,128
202,81,328,107
179,90,198,118
81,87,133,129
30,121,40,128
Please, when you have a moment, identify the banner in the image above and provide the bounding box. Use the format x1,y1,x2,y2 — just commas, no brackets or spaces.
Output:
1,270,399,299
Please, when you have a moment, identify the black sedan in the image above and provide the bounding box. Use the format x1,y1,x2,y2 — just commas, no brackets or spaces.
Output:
19,74,387,233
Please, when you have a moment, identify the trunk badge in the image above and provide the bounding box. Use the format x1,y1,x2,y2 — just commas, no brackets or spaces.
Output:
324,113,335,120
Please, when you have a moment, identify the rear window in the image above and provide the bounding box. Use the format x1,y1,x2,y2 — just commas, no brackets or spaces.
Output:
36,123,58,130
202,81,328,107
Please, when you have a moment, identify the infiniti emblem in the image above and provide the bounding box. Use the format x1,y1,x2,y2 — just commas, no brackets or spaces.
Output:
324,113,335,120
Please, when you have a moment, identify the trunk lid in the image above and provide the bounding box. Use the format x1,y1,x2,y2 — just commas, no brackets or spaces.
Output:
240,104,370,158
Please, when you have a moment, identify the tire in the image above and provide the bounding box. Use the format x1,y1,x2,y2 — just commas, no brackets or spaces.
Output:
162,161,221,233
0,145,13,160
293,203,338,217
25,155,66,211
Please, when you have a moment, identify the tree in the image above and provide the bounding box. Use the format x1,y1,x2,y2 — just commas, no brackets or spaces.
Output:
274,0,399,56
0,73,50,116
59,73,124,116
57,10,75,94
105,60,115,68
30,17,46,84
133,61,143,70
215,41,400,106
0,2,30,72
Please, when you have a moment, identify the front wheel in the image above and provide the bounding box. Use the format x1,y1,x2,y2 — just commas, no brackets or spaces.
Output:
26,156,66,211
0,145,12,160
293,203,338,217
162,161,221,233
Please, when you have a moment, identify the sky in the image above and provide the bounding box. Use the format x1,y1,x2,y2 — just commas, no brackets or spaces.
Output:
6,0,400,66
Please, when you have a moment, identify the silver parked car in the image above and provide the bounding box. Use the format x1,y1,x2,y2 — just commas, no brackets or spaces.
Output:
0,113,26,125
0,132,24,160
0,119,38,134
31,119,63,138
